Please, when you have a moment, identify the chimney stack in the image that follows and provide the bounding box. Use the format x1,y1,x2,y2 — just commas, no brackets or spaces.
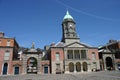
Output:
0,32,4,37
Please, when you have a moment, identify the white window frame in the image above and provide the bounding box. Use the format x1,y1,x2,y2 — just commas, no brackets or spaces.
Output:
7,40,10,46
56,52,60,61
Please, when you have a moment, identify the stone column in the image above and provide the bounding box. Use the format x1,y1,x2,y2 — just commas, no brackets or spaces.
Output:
65,65,69,73
22,59,27,74
80,50,81,59
113,54,118,70
74,63,76,73
37,58,41,74
87,62,91,72
81,63,83,72
72,50,74,59
86,50,88,59
65,50,67,60
103,56,107,70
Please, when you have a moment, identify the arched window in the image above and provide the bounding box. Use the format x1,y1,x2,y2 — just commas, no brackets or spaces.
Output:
69,62,74,72
83,62,88,71
3,63,8,75
76,62,81,72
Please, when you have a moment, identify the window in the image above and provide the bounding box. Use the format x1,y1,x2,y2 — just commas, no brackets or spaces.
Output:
56,64,60,70
4,51,10,60
74,50,80,59
92,52,96,60
7,40,10,46
81,50,86,59
14,67,19,75
3,63,8,75
67,50,73,59
56,52,60,61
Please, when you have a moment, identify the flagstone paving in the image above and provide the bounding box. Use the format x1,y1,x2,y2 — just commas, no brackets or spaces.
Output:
0,71,120,80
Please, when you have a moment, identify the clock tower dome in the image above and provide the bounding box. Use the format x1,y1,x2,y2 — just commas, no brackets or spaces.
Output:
61,11,80,45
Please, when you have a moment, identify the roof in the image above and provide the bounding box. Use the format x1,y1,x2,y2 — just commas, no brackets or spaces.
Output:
63,10,74,20
99,40,120,49
64,42,97,49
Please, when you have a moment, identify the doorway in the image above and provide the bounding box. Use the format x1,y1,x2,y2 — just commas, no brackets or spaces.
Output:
106,57,113,70
14,67,19,75
44,66,48,73
27,57,37,74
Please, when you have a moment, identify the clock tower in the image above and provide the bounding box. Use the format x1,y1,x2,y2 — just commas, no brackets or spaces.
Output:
61,11,80,45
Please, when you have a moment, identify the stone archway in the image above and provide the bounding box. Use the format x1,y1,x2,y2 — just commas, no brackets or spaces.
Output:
76,62,81,72
27,57,37,74
69,62,74,72
106,57,113,70
83,62,88,71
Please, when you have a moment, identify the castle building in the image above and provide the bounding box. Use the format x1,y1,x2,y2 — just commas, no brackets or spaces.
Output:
98,40,120,71
47,11,100,74
0,32,50,75
0,11,101,75
0,32,19,75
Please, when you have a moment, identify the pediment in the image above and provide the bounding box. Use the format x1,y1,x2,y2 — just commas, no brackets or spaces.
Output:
65,42,90,48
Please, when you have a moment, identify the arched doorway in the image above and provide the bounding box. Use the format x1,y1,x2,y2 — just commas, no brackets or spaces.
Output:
106,57,113,70
76,62,81,72
83,62,88,71
3,63,8,75
69,62,74,72
27,57,37,74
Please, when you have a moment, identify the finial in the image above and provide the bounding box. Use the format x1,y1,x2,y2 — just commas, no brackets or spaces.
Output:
63,10,74,20
66,10,69,15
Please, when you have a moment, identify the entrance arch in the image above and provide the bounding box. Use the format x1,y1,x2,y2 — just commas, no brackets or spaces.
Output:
83,62,88,71
76,62,81,72
27,57,37,74
69,62,74,72
106,57,113,70
3,63,8,75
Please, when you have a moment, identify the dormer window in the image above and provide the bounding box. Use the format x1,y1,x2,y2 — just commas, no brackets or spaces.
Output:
7,40,10,46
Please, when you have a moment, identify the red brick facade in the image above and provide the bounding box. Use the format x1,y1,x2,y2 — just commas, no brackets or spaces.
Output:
0,32,19,75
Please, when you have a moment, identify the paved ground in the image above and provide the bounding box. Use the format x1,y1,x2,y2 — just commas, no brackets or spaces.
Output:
0,71,120,80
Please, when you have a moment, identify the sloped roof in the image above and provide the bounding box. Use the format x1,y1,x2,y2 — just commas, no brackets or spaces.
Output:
64,42,97,49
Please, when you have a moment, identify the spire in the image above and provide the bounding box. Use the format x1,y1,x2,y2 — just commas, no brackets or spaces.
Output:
63,10,73,20
66,10,69,15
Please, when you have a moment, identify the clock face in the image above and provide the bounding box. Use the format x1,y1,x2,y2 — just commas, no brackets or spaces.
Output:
69,24,72,27
68,23,74,32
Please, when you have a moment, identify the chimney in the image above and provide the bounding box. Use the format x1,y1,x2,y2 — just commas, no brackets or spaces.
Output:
0,32,4,37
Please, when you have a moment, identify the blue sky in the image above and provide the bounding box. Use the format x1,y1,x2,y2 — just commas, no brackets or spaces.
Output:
0,0,120,49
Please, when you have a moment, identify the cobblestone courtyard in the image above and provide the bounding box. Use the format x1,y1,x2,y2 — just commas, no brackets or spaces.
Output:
0,71,120,80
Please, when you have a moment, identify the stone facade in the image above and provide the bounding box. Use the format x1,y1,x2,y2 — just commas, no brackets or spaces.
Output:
98,40,120,71
47,11,100,74
0,33,50,75
0,11,119,75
